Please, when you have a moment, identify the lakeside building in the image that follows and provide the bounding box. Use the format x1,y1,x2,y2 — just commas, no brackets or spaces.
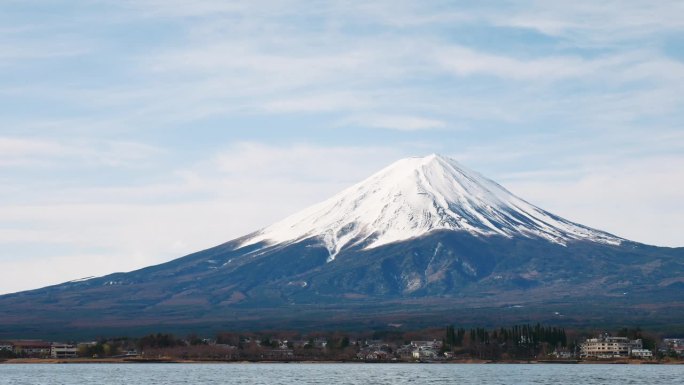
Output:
357,340,393,361
630,349,653,358
394,345,414,360
410,340,443,350
10,340,51,358
661,338,684,356
357,348,391,361
409,340,443,360
51,343,79,359
0,341,13,352
550,349,576,359
580,333,643,358
412,346,439,360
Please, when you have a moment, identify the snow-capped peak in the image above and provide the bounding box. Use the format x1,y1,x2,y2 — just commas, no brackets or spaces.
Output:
241,154,622,261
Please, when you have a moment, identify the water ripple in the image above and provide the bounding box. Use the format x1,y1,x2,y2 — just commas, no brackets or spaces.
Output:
0,363,682,385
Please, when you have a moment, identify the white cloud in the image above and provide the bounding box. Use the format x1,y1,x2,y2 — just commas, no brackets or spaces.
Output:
502,154,684,247
0,253,138,295
435,46,588,81
341,114,447,131
0,39,90,64
0,137,66,166
212,142,407,183
117,0,284,19
0,143,410,294
490,1,684,44
4,1,681,132
0,136,163,169
432,46,681,84
1,0,683,294
262,92,375,113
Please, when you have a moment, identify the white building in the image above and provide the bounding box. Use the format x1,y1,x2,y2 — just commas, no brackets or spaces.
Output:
51,343,79,359
410,340,443,349
412,346,438,360
580,334,642,358
630,349,653,358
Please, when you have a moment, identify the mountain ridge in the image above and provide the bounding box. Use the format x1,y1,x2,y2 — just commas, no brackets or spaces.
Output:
0,154,682,339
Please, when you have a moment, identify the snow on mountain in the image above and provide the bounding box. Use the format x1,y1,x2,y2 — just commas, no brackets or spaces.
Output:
241,154,622,261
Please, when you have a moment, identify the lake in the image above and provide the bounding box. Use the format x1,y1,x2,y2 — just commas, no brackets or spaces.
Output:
1,363,682,384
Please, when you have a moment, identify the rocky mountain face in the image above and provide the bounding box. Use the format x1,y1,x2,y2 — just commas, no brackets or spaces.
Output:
1,155,682,339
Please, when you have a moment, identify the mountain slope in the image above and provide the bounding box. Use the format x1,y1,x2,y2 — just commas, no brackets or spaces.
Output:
243,154,621,261
0,154,682,339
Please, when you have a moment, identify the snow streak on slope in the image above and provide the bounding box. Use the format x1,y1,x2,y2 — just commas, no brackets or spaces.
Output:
241,154,622,261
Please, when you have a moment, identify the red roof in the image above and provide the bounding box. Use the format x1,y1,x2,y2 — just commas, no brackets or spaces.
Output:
9,340,51,348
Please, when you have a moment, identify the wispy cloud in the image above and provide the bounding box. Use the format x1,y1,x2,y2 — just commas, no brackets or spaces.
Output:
434,46,602,81
0,0,683,293
0,136,163,168
0,142,409,293
491,1,684,44
341,114,448,131
503,153,684,246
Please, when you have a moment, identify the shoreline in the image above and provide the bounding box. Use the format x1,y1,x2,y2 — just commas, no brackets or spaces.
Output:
2,358,682,365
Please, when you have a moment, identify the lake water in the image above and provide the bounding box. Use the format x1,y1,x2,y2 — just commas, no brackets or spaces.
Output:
1,363,682,384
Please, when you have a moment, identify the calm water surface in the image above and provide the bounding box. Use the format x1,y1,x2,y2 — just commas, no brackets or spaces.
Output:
1,363,682,384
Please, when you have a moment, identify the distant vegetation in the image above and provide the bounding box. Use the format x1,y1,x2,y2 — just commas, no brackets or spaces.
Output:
444,324,568,360
4,324,677,362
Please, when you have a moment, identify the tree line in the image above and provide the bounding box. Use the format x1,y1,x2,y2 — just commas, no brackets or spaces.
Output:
444,323,568,359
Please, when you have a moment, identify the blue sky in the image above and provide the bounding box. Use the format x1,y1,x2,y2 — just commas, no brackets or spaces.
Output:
1,0,683,294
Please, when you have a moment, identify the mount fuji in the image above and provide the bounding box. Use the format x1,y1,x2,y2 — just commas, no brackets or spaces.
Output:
1,154,682,338
243,154,621,259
